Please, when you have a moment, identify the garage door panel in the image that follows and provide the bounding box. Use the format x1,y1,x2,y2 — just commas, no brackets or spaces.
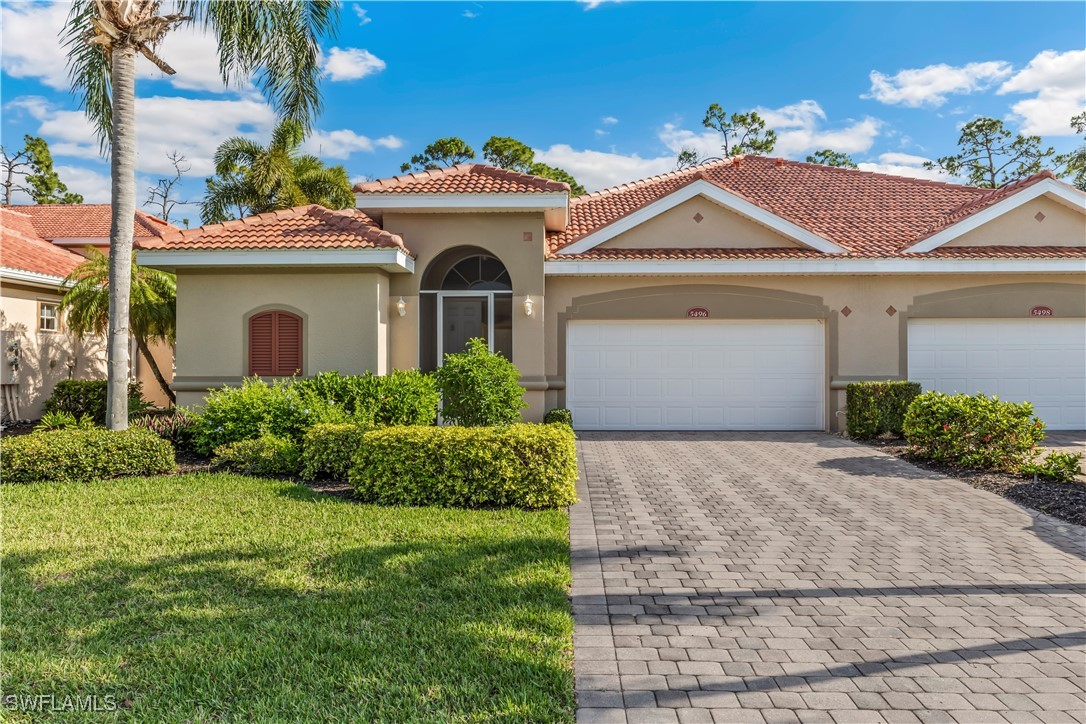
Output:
908,318,1085,431
568,320,825,430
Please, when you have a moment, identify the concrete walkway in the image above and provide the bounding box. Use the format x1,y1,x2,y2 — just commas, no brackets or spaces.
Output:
570,432,1086,724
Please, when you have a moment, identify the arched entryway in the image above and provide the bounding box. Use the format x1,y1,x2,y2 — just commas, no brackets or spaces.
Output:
419,246,513,371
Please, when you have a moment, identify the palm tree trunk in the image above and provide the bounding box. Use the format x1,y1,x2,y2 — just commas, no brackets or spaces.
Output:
135,336,176,404
106,44,138,430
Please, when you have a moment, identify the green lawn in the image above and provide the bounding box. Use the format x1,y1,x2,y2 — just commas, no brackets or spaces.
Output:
2,474,574,722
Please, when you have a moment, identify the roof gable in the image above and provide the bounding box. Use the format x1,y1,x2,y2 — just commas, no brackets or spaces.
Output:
1,203,176,240
903,175,1086,253
555,176,848,255
0,208,85,280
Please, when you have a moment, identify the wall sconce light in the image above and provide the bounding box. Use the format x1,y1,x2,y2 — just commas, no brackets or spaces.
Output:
395,297,407,317
523,296,534,317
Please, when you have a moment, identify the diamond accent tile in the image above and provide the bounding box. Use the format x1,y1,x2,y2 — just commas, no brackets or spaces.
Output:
1035,211,1046,222
841,306,852,317
693,212,704,224
522,231,533,242
886,305,897,316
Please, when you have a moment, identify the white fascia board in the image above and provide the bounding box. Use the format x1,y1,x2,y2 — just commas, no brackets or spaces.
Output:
137,248,415,273
905,179,1086,253
354,192,569,212
0,267,71,287
48,237,108,246
556,180,847,256
544,257,1086,276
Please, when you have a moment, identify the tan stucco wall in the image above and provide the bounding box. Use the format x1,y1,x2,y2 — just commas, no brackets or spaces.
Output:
946,197,1086,247
1,281,107,420
174,269,389,409
542,273,1086,430
382,212,549,419
599,196,800,249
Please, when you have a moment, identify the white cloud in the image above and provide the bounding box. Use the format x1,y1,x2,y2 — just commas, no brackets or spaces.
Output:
302,130,404,160
462,10,480,19
658,101,881,159
865,61,1013,108
579,0,621,8
594,129,610,137
0,1,242,94
997,49,1086,136
55,165,113,203
322,47,386,82
601,116,619,125
353,6,372,25
533,145,674,191
857,152,952,181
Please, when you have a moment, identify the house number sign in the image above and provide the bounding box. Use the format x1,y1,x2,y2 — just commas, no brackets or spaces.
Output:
687,307,710,318
1030,306,1053,317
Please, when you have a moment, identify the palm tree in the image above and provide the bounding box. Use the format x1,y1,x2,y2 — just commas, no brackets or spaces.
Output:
201,119,355,224
60,248,177,404
63,0,339,429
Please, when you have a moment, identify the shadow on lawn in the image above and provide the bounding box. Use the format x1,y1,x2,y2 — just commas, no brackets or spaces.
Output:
3,532,575,722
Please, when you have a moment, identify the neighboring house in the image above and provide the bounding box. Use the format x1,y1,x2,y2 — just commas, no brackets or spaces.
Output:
138,157,1086,431
1,204,178,408
0,208,104,420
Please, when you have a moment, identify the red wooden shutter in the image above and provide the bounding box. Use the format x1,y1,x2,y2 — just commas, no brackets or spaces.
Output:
248,310,302,376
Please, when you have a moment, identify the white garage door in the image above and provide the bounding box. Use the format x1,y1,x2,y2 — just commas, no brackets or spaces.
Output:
908,318,1086,430
566,320,825,430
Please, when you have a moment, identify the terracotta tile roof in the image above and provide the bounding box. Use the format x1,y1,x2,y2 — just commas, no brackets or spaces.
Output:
910,170,1061,246
1,203,177,240
555,247,827,261
548,156,996,257
354,164,571,194
0,208,85,279
916,245,1086,259
137,205,409,253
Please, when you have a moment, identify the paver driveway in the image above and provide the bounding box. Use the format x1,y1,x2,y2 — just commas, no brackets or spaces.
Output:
570,432,1086,724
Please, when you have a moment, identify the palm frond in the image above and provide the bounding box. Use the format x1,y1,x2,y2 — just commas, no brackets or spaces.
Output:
63,0,112,151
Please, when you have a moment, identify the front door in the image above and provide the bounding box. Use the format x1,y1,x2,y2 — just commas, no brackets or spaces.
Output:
441,295,488,361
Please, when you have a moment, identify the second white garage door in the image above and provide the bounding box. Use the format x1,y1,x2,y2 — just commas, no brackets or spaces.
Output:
566,320,825,430
908,318,1086,430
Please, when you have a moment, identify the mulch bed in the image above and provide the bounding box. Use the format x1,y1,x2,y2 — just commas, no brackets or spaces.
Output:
862,438,1086,527
172,448,358,499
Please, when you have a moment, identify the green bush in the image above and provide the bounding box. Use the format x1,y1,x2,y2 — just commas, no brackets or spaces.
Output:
433,338,526,426
295,370,438,426
301,423,368,481
44,379,149,424
544,408,574,427
903,391,1046,472
191,378,348,455
213,434,301,477
34,411,96,431
846,381,922,439
132,409,198,450
1023,451,1084,483
350,423,578,509
1,428,174,484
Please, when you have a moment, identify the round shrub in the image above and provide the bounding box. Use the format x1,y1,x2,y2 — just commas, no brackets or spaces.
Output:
213,434,301,477
301,423,368,481
845,381,922,439
1,428,175,484
44,379,149,424
350,423,578,509
903,391,1046,472
132,408,198,450
544,408,574,428
433,338,526,426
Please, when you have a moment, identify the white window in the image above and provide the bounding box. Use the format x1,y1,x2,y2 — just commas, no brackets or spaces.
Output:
38,301,59,333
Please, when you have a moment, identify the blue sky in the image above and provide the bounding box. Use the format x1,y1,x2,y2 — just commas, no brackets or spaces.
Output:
2,1,1084,221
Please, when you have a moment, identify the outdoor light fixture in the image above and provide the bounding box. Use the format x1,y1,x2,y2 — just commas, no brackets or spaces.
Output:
523,296,534,317
396,297,407,317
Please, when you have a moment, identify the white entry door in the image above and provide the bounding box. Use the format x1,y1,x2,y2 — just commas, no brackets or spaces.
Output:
908,318,1086,430
566,320,825,430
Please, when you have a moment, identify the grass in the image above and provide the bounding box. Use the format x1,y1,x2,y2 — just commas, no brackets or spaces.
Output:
1,474,574,722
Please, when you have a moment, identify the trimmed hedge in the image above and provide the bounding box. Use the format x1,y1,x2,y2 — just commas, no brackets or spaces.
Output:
350,423,578,509
296,370,438,426
845,381,922,439
214,435,301,477
1,428,175,484
44,379,148,424
903,391,1046,472
544,408,574,427
301,423,368,481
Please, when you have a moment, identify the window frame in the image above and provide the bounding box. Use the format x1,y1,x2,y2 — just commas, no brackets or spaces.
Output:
37,300,61,334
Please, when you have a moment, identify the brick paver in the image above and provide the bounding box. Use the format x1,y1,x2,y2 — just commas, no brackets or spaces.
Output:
570,432,1086,723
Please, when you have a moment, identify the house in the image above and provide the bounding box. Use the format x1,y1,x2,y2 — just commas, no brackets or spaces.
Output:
0,204,179,416
137,157,1086,431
